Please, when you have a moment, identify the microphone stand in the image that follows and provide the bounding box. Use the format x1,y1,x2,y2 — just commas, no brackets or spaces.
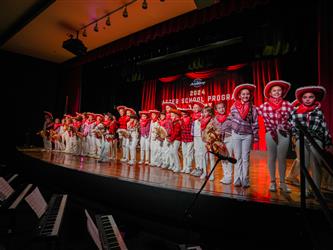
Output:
184,157,223,220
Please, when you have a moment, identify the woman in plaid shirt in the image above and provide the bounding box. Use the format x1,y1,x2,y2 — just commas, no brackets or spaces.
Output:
229,83,258,188
291,86,332,196
257,80,293,193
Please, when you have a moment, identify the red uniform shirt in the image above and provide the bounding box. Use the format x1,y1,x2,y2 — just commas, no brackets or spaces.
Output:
118,115,130,129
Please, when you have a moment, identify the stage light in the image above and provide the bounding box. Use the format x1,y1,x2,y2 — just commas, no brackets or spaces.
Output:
142,0,148,9
106,15,111,26
82,29,87,37
123,6,128,18
160,0,165,2
94,22,98,32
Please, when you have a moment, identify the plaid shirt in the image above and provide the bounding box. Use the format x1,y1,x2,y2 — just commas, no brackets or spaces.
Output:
180,118,193,143
229,103,259,141
291,107,332,147
257,101,293,134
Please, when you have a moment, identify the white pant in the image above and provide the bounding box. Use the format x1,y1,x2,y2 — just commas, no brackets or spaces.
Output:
181,142,194,171
161,139,171,167
109,140,117,159
266,132,290,183
194,136,206,170
129,136,138,163
140,136,150,162
87,134,95,156
122,138,129,160
99,140,110,161
232,131,252,185
170,140,181,170
222,136,234,182
150,139,161,166
296,139,323,191
94,137,102,157
81,137,88,156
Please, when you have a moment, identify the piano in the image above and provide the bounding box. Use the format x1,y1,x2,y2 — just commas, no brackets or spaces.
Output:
36,194,68,237
95,214,128,250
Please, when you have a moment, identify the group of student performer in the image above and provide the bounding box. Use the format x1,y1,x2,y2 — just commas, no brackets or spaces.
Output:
40,80,333,196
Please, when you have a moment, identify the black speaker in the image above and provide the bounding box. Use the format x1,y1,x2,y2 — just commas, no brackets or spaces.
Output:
193,0,219,9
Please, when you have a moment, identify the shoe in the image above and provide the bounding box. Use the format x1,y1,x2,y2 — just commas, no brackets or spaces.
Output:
184,168,191,174
200,173,206,180
192,169,202,177
269,182,277,192
279,183,291,193
138,160,143,164
220,178,232,185
286,176,300,186
242,181,250,188
127,160,134,165
120,158,127,162
209,175,214,181
173,168,180,173
145,161,150,165
234,179,242,187
161,164,167,169
180,169,186,173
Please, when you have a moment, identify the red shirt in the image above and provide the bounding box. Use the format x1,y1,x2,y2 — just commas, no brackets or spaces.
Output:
169,119,181,142
180,117,193,143
109,121,118,135
118,115,130,129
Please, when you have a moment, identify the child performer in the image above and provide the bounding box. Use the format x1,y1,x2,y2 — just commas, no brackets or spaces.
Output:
42,111,54,151
190,101,206,177
84,113,96,157
149,110,161,167
178,107,194,174
257,80,293,192
127,112,139,165
59,118,66,152
229,84,258,188
107,115,118,160
161,102,177,168
216,102,233,184
73,115,83,156
201,106,220,181
168,109,182,173
291,86,332,196
138,111,151,164
158,111,172,169
52,118,62,151
117,106,130,162
93,114,104,158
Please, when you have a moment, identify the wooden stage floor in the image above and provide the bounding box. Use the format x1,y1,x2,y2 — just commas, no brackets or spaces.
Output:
19,148,331,209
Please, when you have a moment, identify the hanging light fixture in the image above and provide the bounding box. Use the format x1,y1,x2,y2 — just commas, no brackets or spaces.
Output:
123,5,128,18
94,22,98,32
106,15,111,26
142,0,148,9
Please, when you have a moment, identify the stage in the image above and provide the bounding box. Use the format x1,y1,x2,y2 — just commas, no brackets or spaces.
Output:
16,148,327,209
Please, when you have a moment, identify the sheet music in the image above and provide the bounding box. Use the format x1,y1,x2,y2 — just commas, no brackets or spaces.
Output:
85,209,102,250
24,187,47,218
0,177,14,201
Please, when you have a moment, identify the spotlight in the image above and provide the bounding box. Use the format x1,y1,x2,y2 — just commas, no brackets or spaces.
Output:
123,6,128,18
94,22,98,32
160,0,165,2
106,15,111,26
82,29,87,37
142,0,148,9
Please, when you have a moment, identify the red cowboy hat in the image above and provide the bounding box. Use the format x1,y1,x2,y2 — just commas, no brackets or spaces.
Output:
232,83,256,100
44,111,53,119
95,114,104,120
264,80,291,99
295,85,326,102
139,110,149,116
162,101,177,110
116,105,127,111
190,100,206,109
169,108,182,116
125,107,136,115
177,107,193,114
148,109,160,115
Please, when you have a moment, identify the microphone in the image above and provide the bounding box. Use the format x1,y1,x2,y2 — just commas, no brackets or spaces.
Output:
208,151,237,164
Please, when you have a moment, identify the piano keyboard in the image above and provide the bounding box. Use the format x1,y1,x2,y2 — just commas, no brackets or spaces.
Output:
95,214,127,250
37,194,67,237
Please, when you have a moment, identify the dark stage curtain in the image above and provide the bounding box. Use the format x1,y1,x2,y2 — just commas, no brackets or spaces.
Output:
252,58,280,150
318,0,333,135
60,66,82,115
